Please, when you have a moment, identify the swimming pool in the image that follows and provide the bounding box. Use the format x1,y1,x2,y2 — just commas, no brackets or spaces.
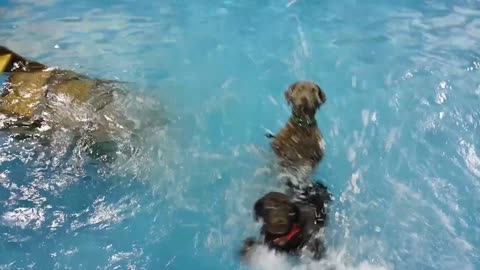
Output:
1,0,479,269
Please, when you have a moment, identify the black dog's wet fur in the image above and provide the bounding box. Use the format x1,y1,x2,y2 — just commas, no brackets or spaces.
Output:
242,181,332,260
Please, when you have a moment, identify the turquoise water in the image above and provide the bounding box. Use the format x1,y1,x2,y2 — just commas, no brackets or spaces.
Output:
1,0,480,269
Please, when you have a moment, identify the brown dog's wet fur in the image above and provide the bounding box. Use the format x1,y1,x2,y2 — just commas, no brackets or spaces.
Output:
271,81,326,174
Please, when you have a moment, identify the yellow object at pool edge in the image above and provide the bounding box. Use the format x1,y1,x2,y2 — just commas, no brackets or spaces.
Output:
0,53,12,73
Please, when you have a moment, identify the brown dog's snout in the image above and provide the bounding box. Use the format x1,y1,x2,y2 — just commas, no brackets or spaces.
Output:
301,96,309,108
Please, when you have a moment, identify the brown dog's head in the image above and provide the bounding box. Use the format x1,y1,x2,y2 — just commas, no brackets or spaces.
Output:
254,192,299,235
284,81,326,118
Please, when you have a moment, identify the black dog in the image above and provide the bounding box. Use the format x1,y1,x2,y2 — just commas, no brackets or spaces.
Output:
240,181,332,261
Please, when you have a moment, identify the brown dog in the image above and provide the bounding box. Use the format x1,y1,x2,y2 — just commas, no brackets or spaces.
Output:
270,81,326,176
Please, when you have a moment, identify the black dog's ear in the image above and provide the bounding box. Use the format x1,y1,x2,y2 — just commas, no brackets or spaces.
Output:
253,198,265,221
315,84,326,107
292,204,301,223
284,82,298,105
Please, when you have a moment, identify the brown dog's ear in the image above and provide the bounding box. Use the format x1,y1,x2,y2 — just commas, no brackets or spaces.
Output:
284,82,298,105
315,84,326,107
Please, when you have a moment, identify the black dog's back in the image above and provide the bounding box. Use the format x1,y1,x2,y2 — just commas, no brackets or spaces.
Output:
298,182,331,222
288,179,331,208
296,181,331,257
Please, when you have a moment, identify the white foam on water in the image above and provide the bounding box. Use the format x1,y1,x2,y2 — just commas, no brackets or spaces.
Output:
384,128,398,153
248,247,391,270
464,143,480,178
2,207,46,229
350,170,361,194
286,0,298,8
361,110,369,128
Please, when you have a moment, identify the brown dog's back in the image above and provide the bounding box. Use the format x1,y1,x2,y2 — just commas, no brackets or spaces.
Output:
271,118,324,172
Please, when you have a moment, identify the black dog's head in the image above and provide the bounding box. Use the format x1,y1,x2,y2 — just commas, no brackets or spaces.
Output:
254,192,299,235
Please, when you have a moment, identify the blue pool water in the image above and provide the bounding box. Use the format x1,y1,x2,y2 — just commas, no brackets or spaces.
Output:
1,0,480,269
